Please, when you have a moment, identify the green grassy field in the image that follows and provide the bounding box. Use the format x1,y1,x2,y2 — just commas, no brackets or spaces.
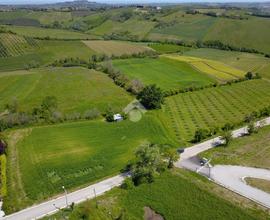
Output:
150,14,217,41
3,25,94,39
4,115,177,213
87,19,156,39
0,67,132,113
148,43,191,54
184,48,270,74
82,40,152,56
162,80,270,142
113,57,216,91
200,125,270,169
0,40,94,72
165,55,246,82
204,17,270,54
43,170,267,220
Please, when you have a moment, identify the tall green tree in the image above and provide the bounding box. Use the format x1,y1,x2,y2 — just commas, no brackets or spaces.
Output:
137,84,164,109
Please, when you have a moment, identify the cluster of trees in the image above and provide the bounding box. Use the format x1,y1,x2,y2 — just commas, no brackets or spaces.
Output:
0,97,101,132
164,74,261,97
103,31,139,42
137,84,164,109
51,57,89,68
192,105,270,143
122,143,179,187
196,40,262,54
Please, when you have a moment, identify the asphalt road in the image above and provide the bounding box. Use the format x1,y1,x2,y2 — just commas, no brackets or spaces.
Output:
211,165,270,208
2,174,127,220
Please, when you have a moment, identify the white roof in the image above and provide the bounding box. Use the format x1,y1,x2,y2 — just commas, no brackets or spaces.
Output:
113,114,122,120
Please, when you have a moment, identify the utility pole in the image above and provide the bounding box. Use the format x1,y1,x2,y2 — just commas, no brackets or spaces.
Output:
94,188,98,208
62,186,68,207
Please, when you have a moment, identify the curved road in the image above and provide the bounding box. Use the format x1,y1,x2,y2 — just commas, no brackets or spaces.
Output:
211,165,270,209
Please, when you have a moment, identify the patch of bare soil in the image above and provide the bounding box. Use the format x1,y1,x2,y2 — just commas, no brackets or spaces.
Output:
144,207,164,220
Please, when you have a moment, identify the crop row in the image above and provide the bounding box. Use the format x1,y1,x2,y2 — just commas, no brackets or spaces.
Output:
0,34,39,58
164,80,270,142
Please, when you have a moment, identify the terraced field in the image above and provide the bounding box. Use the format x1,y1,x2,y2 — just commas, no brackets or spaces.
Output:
0,33,39,57
0,67,132,113
163,79,270,142
5,115,177,213
82,40,152,56
113,57,216,91
164,55,246,82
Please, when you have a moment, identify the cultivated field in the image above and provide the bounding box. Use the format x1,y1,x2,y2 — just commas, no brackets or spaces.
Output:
150,14,216,41
0,33,39,57
163,80,270,142
184,48,270,74
4,115,177,212
82,40,152,56
0,40,94,72
164,55,246,82
113,57,216,91
204,17,270,54
0,67,132,113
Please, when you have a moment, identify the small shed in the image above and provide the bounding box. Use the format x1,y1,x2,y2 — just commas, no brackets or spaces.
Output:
113,114,123,122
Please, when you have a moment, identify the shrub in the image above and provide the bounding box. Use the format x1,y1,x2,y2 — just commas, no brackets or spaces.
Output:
105,108,115,122
192,128,210,143
83,108,100,120
121,178,134,190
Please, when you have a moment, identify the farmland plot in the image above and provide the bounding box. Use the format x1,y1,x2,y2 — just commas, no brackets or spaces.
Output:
0,67,132,113
82,40,152,56
164,55,246,82
0,33,39,57
4,115,177,213
113,57,215,91
164,80,270,142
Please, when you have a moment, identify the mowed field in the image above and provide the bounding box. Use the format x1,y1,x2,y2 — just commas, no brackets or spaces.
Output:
163,79,270,142
164,55,246,82
0,67,132,113
184,48,270,74
45,170,266,220
113,57,216,91
5,115,177,213
201,125,270,169
82,40,152,56
0,40,94,72
3,25,94,39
